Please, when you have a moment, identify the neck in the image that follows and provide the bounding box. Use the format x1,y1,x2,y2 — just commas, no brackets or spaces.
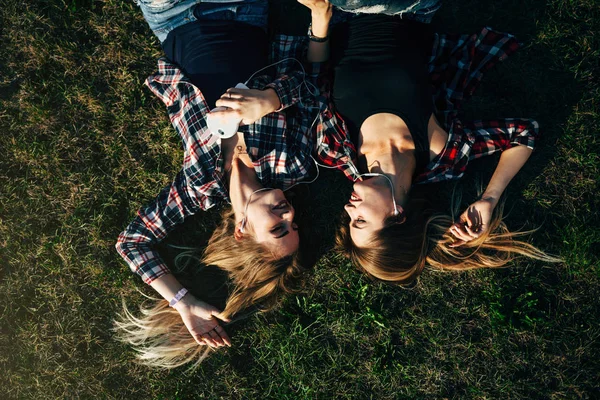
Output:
362,144,415,208
228,158,262,222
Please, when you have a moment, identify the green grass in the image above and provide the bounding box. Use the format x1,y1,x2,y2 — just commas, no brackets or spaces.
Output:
1,0,599,398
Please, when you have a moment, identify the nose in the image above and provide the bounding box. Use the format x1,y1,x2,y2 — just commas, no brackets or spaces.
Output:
344,203,355,216
274,205,295,220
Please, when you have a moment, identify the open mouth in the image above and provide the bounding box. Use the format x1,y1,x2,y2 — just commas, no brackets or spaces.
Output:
350,192,361,201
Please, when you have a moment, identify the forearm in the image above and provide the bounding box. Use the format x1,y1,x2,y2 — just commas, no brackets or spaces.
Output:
482,145,533,205
149,273,186,303
307,9,332,62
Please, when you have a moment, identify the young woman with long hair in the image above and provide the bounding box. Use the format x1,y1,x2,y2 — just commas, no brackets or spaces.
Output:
300,0,560,285
114,0,326,368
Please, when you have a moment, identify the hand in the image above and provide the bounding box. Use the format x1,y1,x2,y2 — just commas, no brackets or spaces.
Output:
297,0,332,18
449,197,497,247
214,87,281,125
173,294,231,348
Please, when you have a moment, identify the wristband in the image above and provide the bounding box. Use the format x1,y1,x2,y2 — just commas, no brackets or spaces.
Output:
169,288,189,308
308,23,329,43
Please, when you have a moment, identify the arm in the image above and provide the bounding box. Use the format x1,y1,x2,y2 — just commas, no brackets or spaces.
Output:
480,145,533,206
450,145,533,246
215,1,333,121
450,119,538,245
116,171,230,347
300,0,333,63
150,274,231,348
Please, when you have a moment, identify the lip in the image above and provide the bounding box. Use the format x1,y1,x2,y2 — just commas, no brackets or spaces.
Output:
350,191,361,202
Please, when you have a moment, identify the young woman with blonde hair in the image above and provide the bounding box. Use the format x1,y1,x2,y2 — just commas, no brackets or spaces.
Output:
300,0,560,286
115,0,326,368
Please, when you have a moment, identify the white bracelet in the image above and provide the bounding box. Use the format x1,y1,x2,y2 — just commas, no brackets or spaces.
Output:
169,288,189,308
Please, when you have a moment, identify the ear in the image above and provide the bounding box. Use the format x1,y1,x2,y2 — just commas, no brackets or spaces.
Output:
234,221,245,241
395,213,407,225
390,207,407,225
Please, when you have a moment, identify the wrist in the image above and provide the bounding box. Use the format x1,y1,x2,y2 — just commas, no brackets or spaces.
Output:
309,15,331,39
480,193,500,207
264,88,282,113
172,290,192,311
311,11,331,26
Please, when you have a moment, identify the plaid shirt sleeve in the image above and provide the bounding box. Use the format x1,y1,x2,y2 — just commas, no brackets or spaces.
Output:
146,59,209,150
115,170,203,284
315,104,360,180
428,27,521,123
415,118,539,184
468,118,539,160
116,59,220,285
415,27,532,184
248,35,310,111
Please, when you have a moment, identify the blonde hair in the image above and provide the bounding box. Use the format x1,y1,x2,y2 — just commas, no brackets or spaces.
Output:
114,207,303,369
338,198,561,286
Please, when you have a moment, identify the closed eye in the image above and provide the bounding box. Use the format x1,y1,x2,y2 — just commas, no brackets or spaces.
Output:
351,218,366,229
270,224,284,234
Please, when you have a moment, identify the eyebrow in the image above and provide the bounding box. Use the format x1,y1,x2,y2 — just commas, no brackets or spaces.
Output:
275,230,290,239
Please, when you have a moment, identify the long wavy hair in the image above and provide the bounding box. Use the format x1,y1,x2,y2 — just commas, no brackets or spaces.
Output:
114,207,304,369
337,193,561,286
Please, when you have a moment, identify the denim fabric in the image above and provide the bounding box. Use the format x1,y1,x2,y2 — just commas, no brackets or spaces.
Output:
137,0,268,43
330,0,441,23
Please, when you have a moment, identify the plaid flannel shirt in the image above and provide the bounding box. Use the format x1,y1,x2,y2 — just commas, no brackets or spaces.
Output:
116,35,321,284
315,27,540,184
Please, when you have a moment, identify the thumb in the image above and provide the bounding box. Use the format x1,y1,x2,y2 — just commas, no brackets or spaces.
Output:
212,310,231,323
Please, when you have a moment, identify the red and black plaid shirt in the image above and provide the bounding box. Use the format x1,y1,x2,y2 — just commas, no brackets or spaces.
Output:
314,27,540,184
116,35,321,284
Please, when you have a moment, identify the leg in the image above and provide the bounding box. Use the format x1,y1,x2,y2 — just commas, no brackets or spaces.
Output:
192,0,268,31
136,0,205,43
136,0,267,43
329,0,441,23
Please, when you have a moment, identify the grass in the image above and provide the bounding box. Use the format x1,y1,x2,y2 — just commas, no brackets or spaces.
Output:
1,0,599,398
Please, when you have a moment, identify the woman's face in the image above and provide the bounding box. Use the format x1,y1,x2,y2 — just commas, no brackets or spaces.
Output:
245,189,299,257
344,177,396,247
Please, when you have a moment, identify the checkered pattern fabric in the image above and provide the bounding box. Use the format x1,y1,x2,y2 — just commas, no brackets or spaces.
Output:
116,35,320,284
315,27,540,184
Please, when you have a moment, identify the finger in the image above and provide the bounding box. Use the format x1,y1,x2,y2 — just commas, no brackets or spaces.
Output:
191,334,206,346
456,225,475,242
208,330,225,347
225,88,247,96
219,93,243,102
200,333,218,348
214,325,232,347
215,98,242,109
213,311,231,323
463,224,480,239
209,108,242,121
465,213,479,230
449,239,465,248
450,225,471,243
